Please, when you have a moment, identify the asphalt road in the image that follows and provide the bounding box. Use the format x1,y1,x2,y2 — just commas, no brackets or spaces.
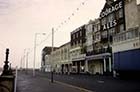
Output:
34,71,140,92
17,71,92,92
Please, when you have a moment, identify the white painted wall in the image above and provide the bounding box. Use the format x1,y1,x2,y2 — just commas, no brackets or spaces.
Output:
113,37,140,53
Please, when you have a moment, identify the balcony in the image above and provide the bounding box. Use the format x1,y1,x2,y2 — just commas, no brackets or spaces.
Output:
95,47,112,54
101,36,113,43
87,46,112,56
71,54,86,61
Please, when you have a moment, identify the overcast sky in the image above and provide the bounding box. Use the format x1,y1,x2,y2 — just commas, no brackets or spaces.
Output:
0,0,139,68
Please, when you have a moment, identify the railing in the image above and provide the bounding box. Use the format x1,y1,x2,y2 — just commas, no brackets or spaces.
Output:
0,67,17,92
87,47,112,56
113,27,139,43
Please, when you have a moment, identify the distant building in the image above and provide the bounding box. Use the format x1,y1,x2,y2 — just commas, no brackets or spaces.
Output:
51,42,71,74
41,46,58,72
43,42,71,73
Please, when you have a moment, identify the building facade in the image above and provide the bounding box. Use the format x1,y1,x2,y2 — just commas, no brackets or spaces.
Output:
43,42,71,74
112,0,140,77
85,0,125,75
41,46,58,72
70,25,86,74
53,42,71,74
85,19,105,75
42,0,140,77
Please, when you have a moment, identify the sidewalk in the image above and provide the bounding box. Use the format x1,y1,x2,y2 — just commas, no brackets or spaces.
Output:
16,71,93,92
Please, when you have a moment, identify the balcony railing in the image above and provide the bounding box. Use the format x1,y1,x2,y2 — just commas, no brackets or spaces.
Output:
86,46,112,56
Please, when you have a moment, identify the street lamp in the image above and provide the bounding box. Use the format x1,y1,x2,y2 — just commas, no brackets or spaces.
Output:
23,48,30,72
33,33,46,76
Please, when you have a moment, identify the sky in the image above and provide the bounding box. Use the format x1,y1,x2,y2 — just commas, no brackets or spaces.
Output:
1,0,139,69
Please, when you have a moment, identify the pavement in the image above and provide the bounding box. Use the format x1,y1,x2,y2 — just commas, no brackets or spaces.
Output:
17,70,140,92
16,71,94,92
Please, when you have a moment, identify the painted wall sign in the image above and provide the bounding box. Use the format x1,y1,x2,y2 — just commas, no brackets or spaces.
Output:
103,19,117,30
100,1,123,19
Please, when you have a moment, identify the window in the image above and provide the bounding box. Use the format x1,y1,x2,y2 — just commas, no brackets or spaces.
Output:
135,29,139,37
80,31,82,36
109,28,115,36
113,36,116,42
101,18,106,25
73,34,75,39
94,25,97,32
128,32,133,39
120,34,123,41
73,42,75,46
108,14,114,22
120,24,124,32
96,32,101,41
119,9,123,18
102,31,107,38
87,24,93,33
77,40,79,45
80,39,82,44
97,24,100,31
76,32,78,38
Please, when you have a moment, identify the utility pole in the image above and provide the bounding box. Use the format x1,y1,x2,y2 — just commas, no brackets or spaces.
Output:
20,58,22,70
33,33,37,77
33,33,46,77
51,28,54,83
26,51,29,73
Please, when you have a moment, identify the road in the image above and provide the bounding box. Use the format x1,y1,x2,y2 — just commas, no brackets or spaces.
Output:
35,71,140,92
17,71,94,92
17,70,140,92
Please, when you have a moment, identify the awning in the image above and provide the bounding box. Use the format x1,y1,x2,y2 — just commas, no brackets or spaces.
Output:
72,57,85,62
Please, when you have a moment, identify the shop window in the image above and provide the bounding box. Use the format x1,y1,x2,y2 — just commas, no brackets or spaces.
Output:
73,62,76,66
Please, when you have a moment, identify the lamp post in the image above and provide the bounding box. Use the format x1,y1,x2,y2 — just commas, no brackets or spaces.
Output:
33,33,46,76
51,28,54,83
23,48,30,72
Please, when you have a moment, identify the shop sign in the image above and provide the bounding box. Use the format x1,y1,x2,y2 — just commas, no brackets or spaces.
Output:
100,1,123,19
102,19,117,30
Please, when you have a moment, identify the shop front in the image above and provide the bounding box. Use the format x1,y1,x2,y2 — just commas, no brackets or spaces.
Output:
86,53,112,75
